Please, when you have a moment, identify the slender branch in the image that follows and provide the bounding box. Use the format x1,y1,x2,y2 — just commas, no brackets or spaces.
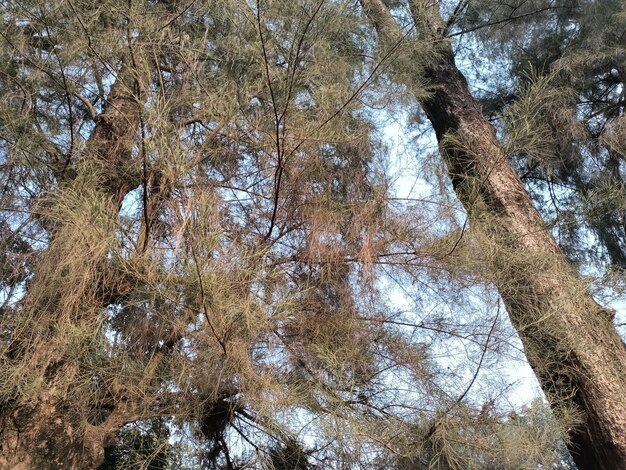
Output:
190,243,228,355
449,5,567,38
423,307,500,442
444,0,469,35
158,0,198,31
45,18,75,160
72,92,98,120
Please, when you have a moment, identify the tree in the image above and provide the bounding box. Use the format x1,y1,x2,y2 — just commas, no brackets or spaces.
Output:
458,0,626,271
358,0,626,467
0,0,623,468
0,1,447,467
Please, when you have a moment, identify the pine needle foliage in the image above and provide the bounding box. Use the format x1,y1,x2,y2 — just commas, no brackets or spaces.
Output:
0,0,601,468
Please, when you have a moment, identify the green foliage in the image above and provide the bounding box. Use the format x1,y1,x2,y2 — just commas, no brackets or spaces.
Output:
372,399,576,469
100,421,170,470
3,0,620,468
458,0,626,269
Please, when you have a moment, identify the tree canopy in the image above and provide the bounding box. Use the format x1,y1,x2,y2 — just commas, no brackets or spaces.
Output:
0,0,624,468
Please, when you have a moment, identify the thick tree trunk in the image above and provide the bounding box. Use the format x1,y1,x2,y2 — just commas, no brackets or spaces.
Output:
0,65,143,469
360,1,626,468
0,397,119,470
421,49,626,470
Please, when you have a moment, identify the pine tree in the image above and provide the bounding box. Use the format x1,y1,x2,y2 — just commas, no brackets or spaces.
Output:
358,0,626,467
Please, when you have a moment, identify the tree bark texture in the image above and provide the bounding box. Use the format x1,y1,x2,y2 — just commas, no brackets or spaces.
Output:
0,64,144,470
360,1,626,468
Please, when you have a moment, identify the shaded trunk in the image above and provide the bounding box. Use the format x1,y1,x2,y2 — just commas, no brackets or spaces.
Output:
422,49,626,470
0,65,144,469
360,1,626,468
0,398,120,470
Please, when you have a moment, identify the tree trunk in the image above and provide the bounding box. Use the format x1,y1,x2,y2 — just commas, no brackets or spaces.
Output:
0,64,144,469
360,1,626,468
0,397,119,470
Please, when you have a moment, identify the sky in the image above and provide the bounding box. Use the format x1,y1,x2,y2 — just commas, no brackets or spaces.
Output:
380,108,545,411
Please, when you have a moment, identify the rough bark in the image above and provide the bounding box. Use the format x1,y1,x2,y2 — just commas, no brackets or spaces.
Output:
360,1,626,468
0,64,144,470
0,398,123,470
85,67,144,207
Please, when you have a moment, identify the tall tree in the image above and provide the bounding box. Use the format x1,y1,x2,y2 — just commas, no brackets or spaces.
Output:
0,0,168,466
1,1,443,467
358,0,626,468
458,0,626,271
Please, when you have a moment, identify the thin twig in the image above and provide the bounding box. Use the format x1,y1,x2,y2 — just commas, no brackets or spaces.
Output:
423,306,500,442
